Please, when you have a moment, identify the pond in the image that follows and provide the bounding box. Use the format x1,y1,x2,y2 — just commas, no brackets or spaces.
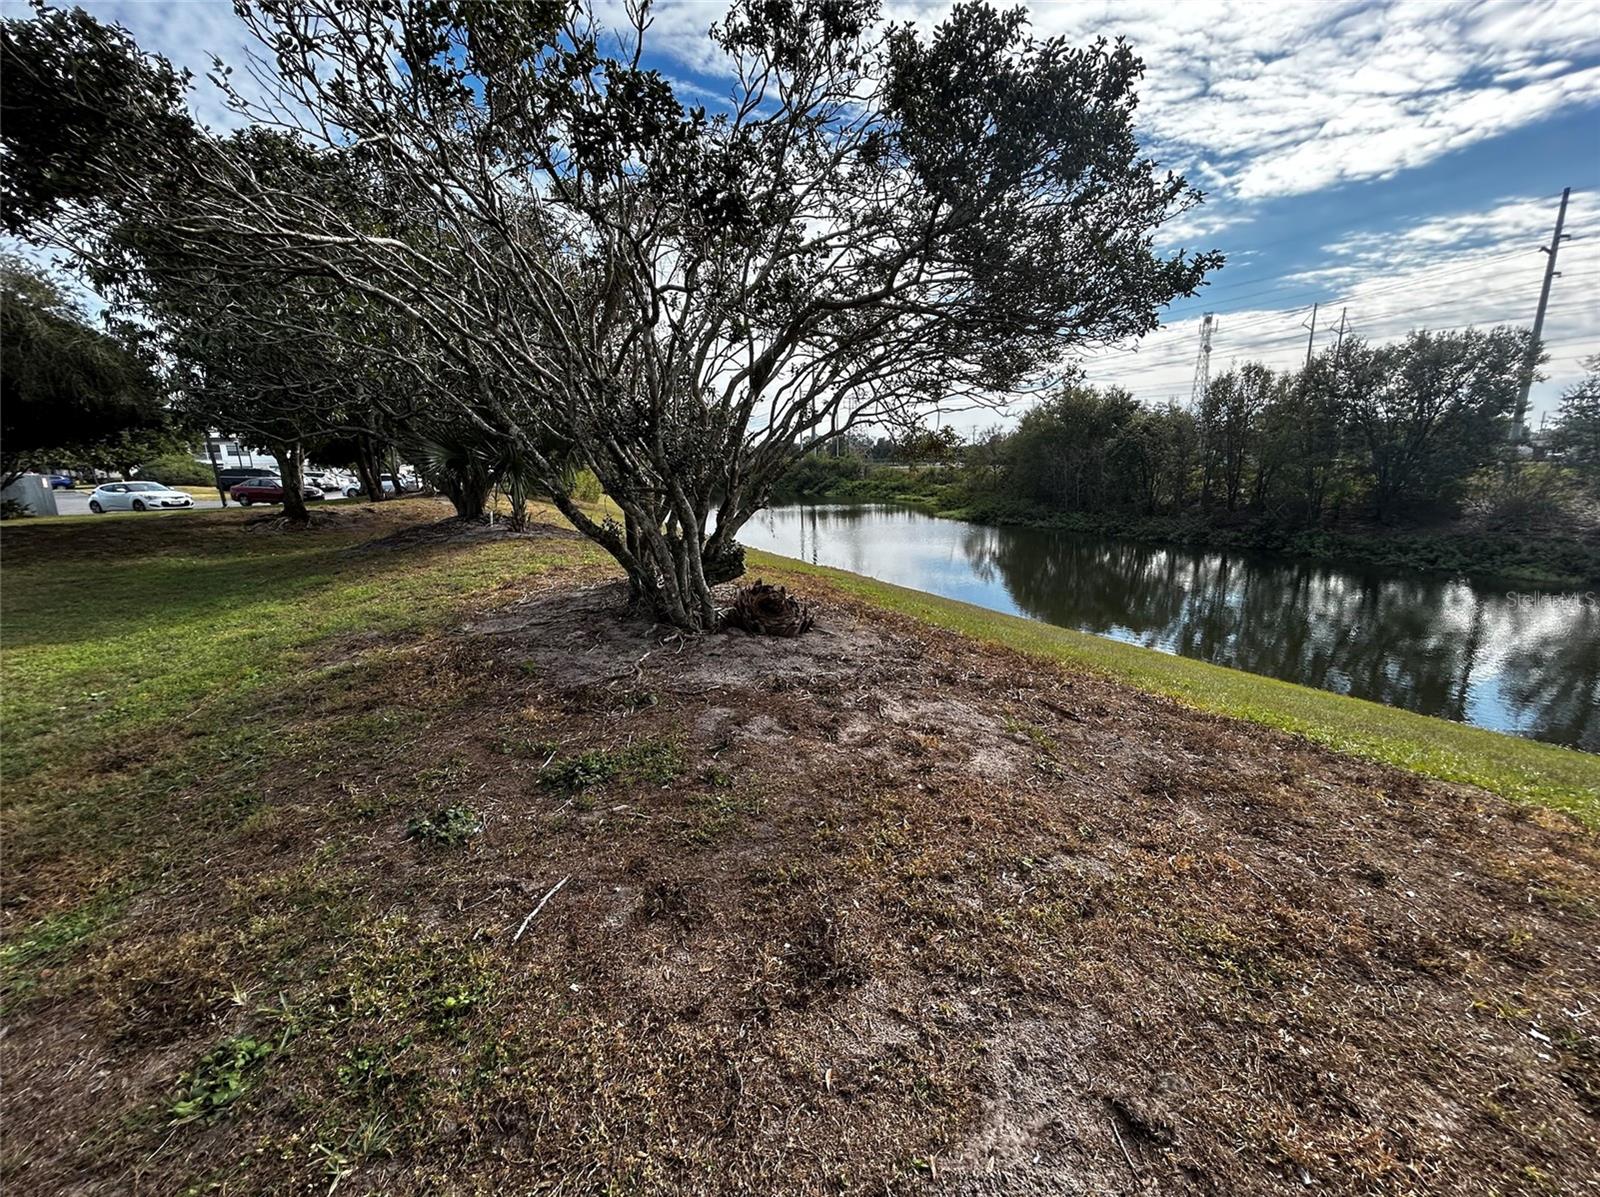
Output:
738,503,1599,751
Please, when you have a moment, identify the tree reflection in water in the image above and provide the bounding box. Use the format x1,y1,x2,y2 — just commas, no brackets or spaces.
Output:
741,504,1596,750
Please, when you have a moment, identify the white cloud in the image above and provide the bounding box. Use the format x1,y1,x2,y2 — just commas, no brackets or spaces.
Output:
1075,190,1599,423
65,1,1600,208
631,0,1600,207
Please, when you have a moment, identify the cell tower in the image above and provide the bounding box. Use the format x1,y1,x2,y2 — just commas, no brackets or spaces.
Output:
1189,313,1216,407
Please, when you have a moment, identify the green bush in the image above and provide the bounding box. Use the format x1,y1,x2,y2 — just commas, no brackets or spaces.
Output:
134,452,216,488
568,468,603,503
170,1035,276,1123
406,805,481,845
1465,464,1579,529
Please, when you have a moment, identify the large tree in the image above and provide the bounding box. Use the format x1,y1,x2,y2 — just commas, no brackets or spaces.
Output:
13,1,1219,626
1339,328,1531,521
0,254,172,487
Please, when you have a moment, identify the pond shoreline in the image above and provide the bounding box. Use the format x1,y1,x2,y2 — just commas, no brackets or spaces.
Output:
741,502,1599,751
777,477,1600,590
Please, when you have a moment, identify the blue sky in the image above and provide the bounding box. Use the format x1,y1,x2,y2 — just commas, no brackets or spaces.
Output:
47,0,1600,425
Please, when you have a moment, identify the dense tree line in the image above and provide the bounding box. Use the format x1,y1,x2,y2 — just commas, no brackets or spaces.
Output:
790,327,1591,529
1008,328,1538,524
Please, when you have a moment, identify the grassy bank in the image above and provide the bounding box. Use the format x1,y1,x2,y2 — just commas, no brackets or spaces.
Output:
755,551,1600,824
3,502,1598,1194
782,470,1600,588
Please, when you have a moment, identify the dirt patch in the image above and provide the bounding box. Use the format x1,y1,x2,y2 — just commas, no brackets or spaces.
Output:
3,565,1597,1196
239,504,389,533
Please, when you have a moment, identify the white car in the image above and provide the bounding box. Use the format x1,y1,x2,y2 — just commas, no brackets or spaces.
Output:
305,470,352,496
88,481,195,513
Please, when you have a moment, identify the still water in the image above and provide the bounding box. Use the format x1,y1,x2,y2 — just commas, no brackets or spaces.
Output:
739,504,1598,751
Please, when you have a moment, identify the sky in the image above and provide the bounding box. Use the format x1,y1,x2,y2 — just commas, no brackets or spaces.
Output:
36,0,1600,429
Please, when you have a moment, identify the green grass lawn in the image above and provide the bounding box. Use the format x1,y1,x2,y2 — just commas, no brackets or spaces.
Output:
1,503,607,867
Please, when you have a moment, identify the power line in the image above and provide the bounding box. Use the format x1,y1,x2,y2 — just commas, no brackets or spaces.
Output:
1081,256,1597,367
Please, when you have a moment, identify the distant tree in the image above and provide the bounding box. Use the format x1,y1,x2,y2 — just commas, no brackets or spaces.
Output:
896,424,964,465
46,0,1218,628
965,425,1011,485
0,254,171,487
1198,362,1275,513
1550,355,1600,493
1121,402,1197,514
1005,383,1144,511
1339,328,1530,521
1285,349,1348,522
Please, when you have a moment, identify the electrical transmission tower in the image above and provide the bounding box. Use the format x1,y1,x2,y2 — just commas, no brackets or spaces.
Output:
1189,313,1215,407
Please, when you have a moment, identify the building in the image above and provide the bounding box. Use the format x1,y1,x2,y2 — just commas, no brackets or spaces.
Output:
197,435,279,475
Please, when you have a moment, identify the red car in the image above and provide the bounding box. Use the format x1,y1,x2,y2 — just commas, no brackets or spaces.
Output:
229,477,325,506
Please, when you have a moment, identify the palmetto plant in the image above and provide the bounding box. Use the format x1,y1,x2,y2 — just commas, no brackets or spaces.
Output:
411,434,494,521
411,424,566,528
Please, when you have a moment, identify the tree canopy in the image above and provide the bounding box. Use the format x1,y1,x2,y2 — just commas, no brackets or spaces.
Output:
0,254,173,486
8,0,1216,625
0,2,194,235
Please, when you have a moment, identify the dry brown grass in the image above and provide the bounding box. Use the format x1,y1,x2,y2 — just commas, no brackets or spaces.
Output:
2,505,1597,1195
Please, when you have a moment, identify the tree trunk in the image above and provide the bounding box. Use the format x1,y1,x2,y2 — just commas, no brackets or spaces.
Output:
355,441,385,502
278,443,310,523
448,485,490,519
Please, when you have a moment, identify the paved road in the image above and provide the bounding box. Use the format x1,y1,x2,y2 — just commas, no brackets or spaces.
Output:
53,491,226,516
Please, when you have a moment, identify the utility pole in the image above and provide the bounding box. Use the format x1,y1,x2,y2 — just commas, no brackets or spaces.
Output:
1514,186,1572,444
1301,302,1319,369
208,439,229,507
1332,307,1348,364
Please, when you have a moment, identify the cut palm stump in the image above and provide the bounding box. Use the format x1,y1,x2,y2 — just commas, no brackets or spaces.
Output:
721,579,814,637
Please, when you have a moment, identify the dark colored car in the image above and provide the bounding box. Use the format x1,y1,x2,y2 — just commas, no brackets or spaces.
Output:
229,477,325,505
47,473,76,489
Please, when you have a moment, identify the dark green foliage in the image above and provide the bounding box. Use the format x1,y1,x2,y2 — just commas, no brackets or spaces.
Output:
1340,327,1530,520
0,255,172,486
133,450,213,487
405,806,481,846
538,738,685,795
0,4,195,234
170,1035,276,1123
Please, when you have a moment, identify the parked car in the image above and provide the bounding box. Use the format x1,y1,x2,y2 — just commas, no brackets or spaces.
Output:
47,473,76,490
343,473,420,497
304,470,352,496
87,481,195,513
229,477,325,506
215,466,273,493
